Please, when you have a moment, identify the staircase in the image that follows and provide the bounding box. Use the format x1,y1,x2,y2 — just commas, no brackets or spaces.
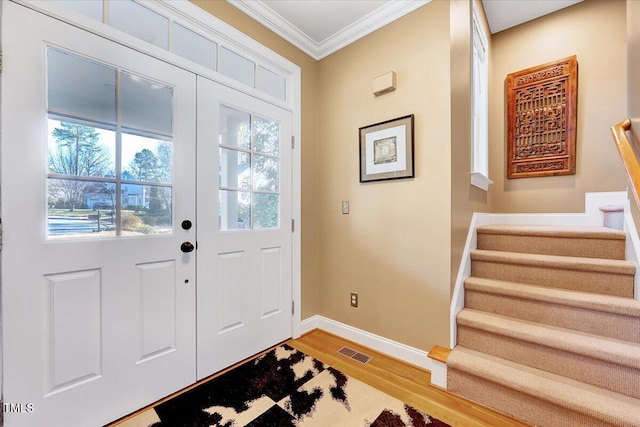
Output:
446,224,640,427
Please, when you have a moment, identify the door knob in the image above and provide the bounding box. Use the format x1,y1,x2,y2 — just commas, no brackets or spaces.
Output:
181,241,195,253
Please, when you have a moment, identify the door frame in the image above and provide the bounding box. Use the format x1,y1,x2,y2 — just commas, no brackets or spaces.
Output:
2,0,303,397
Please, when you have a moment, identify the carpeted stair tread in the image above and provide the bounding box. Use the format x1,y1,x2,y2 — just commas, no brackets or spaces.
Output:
464,276,640,317
477,224,626,239
456,309,640,369
471,249,635,275
447,346,640,426
476,225,626,260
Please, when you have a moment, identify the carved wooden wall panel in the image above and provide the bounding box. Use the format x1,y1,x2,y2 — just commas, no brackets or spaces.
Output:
506,56,578,178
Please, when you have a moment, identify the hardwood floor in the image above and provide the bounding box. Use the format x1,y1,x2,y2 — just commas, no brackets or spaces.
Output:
289,329,531,427
110,329,532,427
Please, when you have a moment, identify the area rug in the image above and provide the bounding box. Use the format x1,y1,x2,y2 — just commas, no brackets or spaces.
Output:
150,344,450,427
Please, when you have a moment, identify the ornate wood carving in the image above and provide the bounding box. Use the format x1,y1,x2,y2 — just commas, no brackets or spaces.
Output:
507,56,578,178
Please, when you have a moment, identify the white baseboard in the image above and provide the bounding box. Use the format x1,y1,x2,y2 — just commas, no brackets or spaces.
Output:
300,315,432,372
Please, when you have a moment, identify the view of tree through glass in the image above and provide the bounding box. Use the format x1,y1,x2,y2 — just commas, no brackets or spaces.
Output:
219,105,280,230
46,47,174,238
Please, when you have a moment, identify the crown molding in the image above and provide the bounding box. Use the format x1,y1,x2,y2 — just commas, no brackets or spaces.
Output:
227,0,431,61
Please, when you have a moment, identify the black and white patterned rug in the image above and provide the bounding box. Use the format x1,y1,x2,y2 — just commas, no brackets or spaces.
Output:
150,344,450,427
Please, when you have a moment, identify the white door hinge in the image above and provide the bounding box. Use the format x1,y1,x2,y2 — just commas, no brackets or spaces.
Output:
0,47,3,73
291,219,295,232
291,301,295,315
291,136,295,149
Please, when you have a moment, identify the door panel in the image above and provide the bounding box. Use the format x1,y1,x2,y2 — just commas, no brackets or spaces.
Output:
197,77,293,378
2,3,196,426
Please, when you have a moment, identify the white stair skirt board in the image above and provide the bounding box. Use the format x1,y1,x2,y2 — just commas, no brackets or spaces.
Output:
301,315,432,372
429,359,447,389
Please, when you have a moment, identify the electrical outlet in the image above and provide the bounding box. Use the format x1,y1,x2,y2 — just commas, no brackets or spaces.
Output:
350,292,358,307
342,200,349,214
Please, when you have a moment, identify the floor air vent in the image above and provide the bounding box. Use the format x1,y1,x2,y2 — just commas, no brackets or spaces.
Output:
337,347,372,364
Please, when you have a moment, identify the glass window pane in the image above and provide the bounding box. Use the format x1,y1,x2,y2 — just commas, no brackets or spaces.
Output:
220,106,251,150
219,190,250,230
253,154,279,192
122,133,172,183
48,179,116,238
121,72,173,135
53,0,103,21
257,66,286,101
219,47,255,87
48,118,115,178
253,116,279,156
122,186,172,235
47,48,116,122
220,148,250,190
108,0,169,49
254,193,279,229
172,23,217,70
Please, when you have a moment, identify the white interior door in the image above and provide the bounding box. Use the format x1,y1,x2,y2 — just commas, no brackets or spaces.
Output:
197,77,293,377
2,3,196,426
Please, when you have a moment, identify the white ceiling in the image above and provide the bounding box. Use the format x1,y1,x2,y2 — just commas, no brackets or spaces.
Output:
228,0,583,60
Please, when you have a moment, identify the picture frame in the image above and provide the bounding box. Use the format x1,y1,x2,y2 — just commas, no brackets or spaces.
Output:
359,114,414,183
506,56,578,178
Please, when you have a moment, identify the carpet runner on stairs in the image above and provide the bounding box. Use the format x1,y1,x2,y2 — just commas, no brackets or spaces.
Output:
447,224,640,427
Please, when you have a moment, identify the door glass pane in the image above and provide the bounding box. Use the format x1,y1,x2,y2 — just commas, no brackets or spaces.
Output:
172,23,217,71
220,106,251,150
122,133,172,183
253,116,279,156
218,105,282,231
254,193,279,229
219,190,251,230
121,73,173,135
47,48,175,239
47,48,116,122
108,0,169,49
122,186,172,235
219,148,250,189
48,118,115,179
48,179,116,237
253,154,278,192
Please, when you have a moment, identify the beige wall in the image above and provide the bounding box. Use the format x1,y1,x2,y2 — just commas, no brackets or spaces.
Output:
316,1,452,351
489,0,628,213
627,0,640,227
450,0,492,291
629,0,640,140
189,1,320,318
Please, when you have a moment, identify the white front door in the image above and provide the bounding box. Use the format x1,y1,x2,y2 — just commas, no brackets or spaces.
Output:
2,3,196,426
196,77,293,377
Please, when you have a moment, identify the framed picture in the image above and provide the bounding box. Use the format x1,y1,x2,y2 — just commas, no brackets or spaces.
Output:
359,114,414,183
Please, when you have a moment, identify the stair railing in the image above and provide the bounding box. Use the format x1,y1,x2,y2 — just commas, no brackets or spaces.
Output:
611,119,639,206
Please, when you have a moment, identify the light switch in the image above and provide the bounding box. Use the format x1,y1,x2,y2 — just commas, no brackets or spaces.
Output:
342,200,349,214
